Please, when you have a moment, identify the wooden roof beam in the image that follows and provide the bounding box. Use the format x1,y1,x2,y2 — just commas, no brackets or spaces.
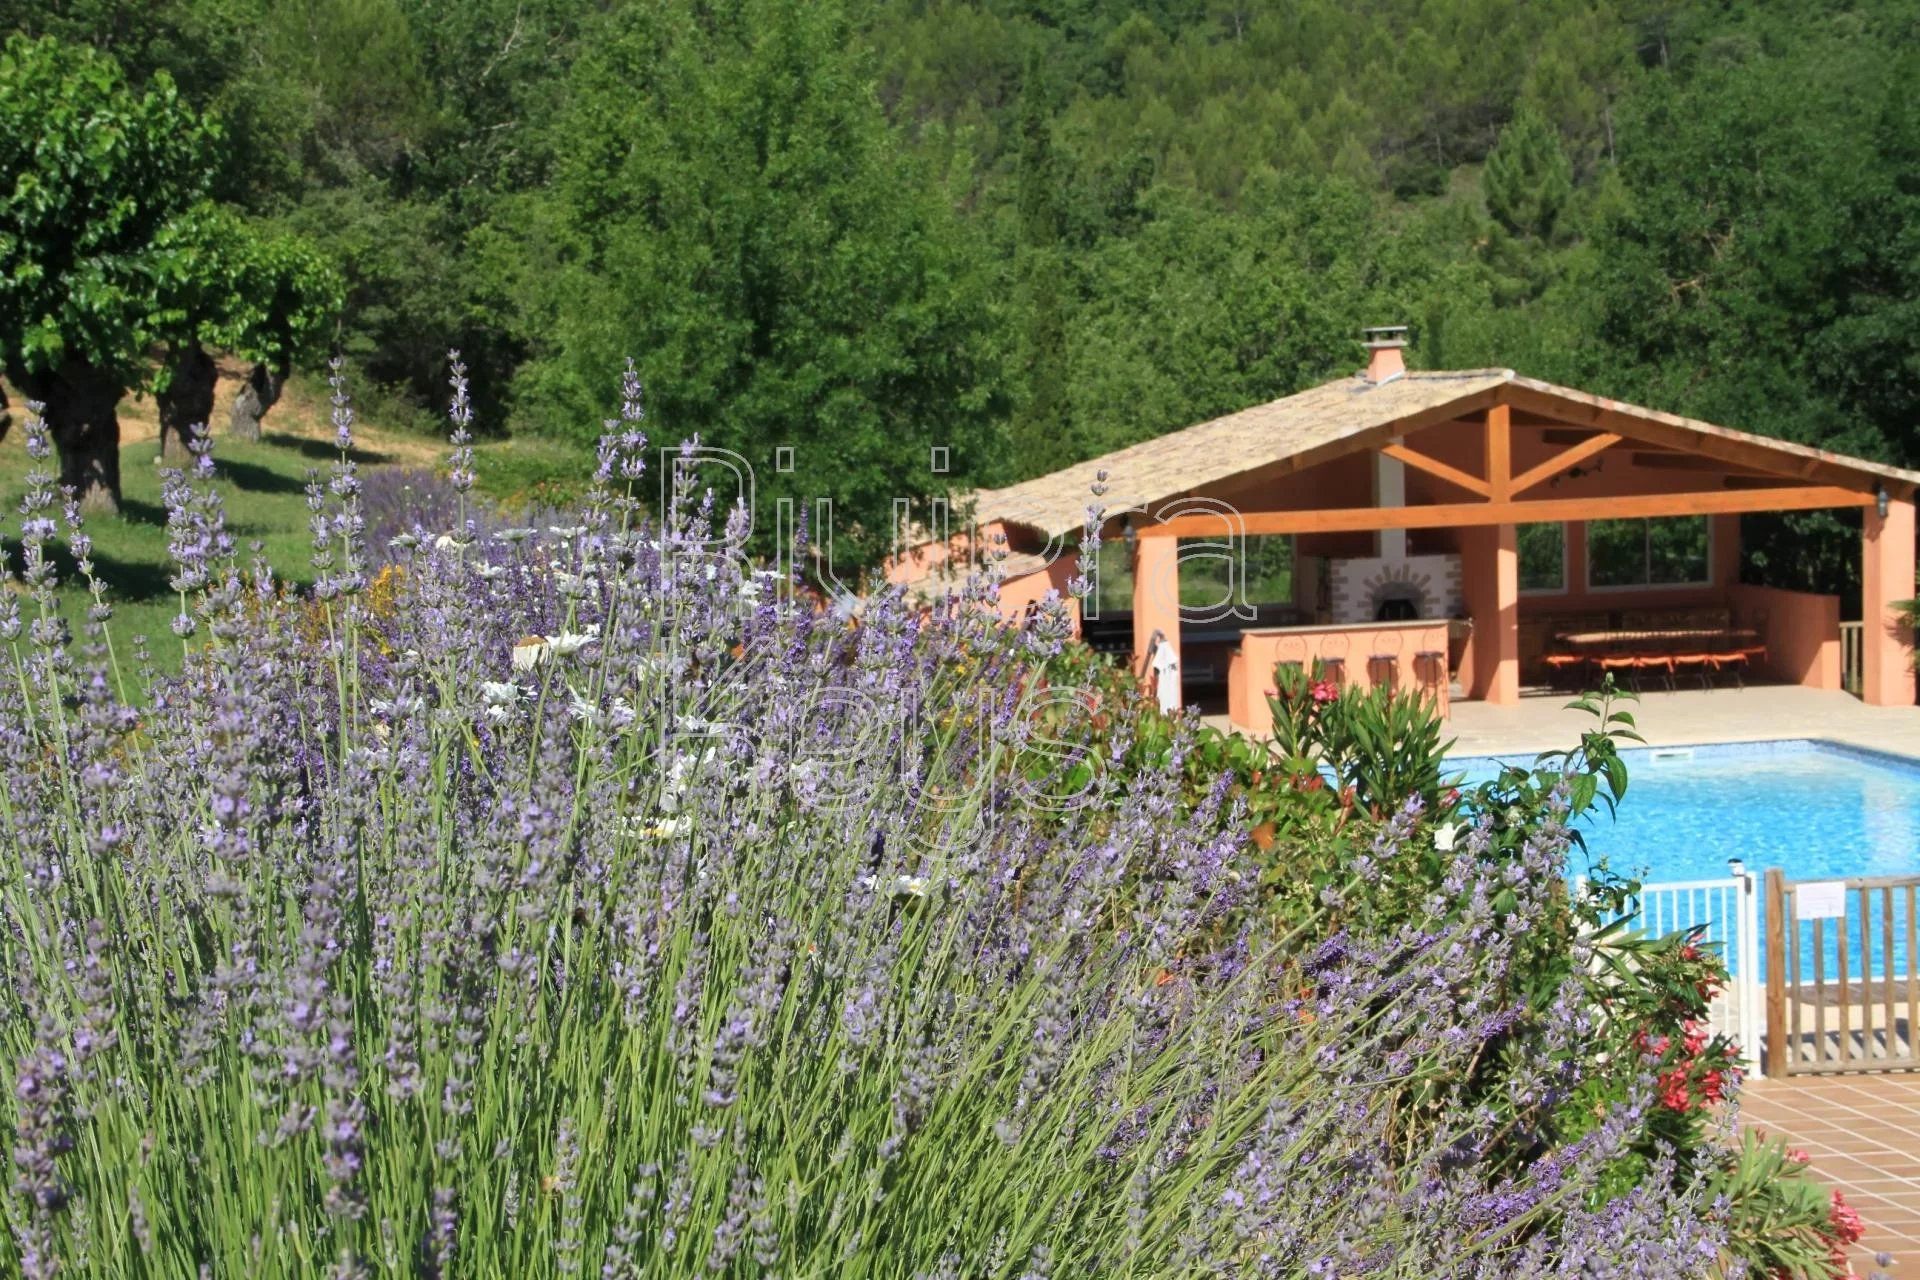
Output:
1137,484,1873,539
1380,443,1491,497
1266,386,1506,478
1510,432,1622,495
1500,384,1868,489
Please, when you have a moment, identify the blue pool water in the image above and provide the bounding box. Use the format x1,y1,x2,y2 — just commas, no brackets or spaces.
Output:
1450,739,1920,884
1450,740,1920,980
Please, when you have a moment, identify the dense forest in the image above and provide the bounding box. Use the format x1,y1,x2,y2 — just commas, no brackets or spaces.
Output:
3,0,1918,572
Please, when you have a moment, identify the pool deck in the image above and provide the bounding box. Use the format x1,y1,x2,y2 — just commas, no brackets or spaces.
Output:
1205,684,1920,760
1210,683,1920,1273
1444,684,1920,761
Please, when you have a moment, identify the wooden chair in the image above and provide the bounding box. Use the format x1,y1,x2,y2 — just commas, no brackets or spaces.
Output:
1413,647,1448,704
1319,633,1350,690
1542,652,1587,691
1276,633,1310,679
1597,648,1641,690
1631,651,1676,692
1670,652,1716,690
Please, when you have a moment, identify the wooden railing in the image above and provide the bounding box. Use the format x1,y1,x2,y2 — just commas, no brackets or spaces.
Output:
1840,620,1864,696
1765,870,1920,1075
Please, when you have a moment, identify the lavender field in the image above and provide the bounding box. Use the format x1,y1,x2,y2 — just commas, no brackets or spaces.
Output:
0,366,1859,1277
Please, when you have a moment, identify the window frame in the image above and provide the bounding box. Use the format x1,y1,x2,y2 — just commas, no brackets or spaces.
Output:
1583,516,1714,593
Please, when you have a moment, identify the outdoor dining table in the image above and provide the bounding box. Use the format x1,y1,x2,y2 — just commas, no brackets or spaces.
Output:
1555,628,1760,650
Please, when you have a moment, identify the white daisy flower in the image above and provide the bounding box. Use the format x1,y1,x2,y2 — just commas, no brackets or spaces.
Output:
511,637,549,671
546,626,600,659
481,680,523,706
494,527,536,544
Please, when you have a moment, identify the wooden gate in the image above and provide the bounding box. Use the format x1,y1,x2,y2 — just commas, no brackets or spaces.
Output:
1764,870,1920,1075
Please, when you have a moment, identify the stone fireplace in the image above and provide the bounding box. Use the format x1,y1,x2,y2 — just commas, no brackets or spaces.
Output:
1328,554,1463,624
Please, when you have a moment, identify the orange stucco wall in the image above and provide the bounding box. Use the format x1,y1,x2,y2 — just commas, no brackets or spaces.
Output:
1229,619,1451,735
1862,496,1917,707
884,520,1082,632
998,557,1083,631
1726,584,1840,689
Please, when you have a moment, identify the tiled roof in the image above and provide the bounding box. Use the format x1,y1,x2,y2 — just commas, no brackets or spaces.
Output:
961,369,1920,542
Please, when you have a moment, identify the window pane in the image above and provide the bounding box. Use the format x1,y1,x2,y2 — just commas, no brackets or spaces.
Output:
1094,537,1132,615
1646,516,1710,584
1587,519,1646,587
1517,523,1565,591
1091,535,1294,612
1177,535,1292,607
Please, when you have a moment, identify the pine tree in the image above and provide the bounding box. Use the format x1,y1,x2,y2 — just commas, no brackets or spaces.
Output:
1484,106,1574,242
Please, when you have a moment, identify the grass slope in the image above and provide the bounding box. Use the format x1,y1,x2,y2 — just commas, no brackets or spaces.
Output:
2,365,589,673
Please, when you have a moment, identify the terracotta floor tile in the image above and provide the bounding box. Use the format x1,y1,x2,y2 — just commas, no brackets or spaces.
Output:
1737,1074,1920,1273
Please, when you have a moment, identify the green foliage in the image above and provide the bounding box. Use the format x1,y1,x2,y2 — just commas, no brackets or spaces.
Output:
1484,105,1573,242
9,0,1920,591
516,0,1004,563
158,204,343,369
0,35,218,384
1711,1132,1862,1279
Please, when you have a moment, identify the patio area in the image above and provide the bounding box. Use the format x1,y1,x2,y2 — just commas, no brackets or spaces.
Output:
1742,1074,1920,1274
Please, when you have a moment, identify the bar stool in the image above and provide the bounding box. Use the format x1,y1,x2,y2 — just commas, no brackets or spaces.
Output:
1367,630,1403,694
1413,647,1447,702
1318,633,1349,690
1275,634,1310,680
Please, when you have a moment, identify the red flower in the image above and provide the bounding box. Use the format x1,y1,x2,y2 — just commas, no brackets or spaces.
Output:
1830,1189,1865,1245
1658,1070,1693,1112
1310,680,1337,704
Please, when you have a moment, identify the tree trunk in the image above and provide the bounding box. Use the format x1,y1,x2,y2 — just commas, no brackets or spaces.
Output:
8,359,123,516
0,379,11,443
157,340,217,464
228,359,287,443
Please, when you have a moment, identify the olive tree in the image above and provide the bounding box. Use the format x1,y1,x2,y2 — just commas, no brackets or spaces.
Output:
154,205,341,459
0,36,215,509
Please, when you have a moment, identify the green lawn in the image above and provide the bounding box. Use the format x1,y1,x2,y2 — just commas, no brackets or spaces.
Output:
0,410,593,675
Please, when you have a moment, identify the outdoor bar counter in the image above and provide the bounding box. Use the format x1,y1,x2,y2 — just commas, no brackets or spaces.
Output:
1227,617,1452,736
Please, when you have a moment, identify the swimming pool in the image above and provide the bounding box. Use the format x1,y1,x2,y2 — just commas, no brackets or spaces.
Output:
1449,739,1920,884
1450,739,1920,982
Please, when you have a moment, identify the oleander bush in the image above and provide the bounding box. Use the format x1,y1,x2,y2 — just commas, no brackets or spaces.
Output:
0,363,1836,1278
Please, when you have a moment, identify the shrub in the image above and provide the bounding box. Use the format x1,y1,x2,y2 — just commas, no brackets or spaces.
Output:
1051,649,1871,1278
0,370,1747,1277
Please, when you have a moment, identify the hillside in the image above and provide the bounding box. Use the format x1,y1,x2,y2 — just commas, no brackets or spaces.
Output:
4,0,1916,580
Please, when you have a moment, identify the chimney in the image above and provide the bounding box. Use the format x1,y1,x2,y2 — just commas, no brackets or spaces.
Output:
1362,325,1408,384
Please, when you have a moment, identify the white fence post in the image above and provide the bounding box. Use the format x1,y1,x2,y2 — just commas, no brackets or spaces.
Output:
1616,874,1759,1074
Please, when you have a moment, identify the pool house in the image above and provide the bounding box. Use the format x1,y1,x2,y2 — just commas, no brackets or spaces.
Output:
894,332,1920,733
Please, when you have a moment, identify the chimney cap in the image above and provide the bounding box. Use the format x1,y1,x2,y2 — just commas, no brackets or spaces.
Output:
1362,325,1409,349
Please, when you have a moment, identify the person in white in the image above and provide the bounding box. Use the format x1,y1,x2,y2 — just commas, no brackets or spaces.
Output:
1150,641,1181,714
